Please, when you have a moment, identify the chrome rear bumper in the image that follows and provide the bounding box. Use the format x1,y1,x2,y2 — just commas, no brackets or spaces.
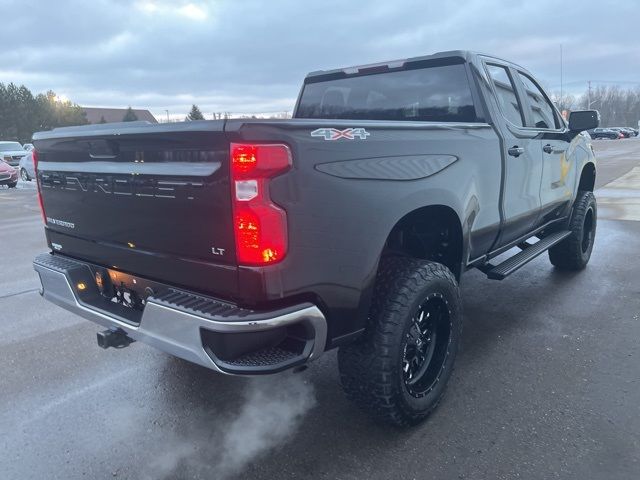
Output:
33,253,327,375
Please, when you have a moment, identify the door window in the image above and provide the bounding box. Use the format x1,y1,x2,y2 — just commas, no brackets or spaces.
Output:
517,72,560,129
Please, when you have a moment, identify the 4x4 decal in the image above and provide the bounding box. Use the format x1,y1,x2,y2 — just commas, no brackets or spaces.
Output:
311,127,370,140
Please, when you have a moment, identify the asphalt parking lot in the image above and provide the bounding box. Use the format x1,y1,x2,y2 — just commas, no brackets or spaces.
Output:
1,139,640,480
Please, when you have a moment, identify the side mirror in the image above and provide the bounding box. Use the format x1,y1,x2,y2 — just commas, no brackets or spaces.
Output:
568,110,600,132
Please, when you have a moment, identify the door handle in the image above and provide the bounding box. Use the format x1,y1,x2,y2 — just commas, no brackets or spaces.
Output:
508,146,524,157
543,144,566,154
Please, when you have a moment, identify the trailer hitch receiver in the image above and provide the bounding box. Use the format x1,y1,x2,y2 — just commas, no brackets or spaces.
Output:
97,329,135,349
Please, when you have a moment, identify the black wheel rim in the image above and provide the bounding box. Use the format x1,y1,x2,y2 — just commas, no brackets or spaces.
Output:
581,208,594,253
402,294,451,398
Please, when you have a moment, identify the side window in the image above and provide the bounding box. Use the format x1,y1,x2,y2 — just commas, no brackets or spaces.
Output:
485,64,524,127
517,72,560,129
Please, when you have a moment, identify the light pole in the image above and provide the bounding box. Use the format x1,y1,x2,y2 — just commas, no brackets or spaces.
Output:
560,44,563,109
165,110,170,123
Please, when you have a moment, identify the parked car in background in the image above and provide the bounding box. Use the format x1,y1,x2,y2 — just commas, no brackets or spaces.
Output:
0,161,18,188
23,143,34,151
588,128,620,139
0,141,28,166
609,127,631,138
619,127,638,137
19,151,35,181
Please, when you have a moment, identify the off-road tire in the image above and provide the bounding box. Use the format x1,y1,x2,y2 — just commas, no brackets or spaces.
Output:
338,257,462,427
548,191,597,270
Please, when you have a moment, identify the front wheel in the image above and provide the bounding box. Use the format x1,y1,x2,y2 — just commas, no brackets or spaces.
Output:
549,191,597,270
7,181,17,188
20,168,30,181
338,257,462,427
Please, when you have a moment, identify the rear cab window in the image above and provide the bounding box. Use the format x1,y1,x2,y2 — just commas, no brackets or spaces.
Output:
484,64,525,127
295,63,479,123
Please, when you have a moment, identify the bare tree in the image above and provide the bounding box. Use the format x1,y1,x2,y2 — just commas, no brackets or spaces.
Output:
551,92,576,113
573,85,639,127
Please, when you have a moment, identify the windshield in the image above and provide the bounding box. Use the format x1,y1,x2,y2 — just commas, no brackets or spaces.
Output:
0,142,23,151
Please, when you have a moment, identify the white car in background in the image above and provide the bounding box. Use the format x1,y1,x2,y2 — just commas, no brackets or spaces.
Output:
0,141,28,167
19,151,36,181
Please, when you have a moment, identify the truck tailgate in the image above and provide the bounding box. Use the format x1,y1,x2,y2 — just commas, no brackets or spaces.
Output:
33,121,238,298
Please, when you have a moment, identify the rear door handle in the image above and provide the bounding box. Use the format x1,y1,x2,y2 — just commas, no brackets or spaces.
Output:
508,146,525,157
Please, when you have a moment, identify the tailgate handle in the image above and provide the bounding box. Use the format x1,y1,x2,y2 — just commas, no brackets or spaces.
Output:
87,140,119,159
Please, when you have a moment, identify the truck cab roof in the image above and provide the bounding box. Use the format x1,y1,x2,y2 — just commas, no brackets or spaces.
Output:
304,50,525,81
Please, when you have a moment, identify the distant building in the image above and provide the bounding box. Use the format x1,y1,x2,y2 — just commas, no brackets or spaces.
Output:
81,107,157,124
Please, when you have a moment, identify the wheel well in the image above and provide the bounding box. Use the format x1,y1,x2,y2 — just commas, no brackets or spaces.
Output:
382,206,463,280
578,163,596,192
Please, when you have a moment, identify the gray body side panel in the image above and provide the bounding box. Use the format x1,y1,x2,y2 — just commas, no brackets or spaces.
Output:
225,119,502,340
314,154,458,181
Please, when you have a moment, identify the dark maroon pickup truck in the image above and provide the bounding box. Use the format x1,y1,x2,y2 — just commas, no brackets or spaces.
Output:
32,51,599,425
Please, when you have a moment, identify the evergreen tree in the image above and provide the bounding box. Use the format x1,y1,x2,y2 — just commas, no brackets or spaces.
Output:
187,104,204,121
122,106,138,122
99,115,107,124
0,84,86,142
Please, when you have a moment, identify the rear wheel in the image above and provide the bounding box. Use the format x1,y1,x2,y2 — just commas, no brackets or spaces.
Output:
549,191,597,270
338,257,462,426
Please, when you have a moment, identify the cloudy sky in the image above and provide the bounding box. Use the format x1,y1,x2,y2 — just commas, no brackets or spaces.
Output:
1,0,638,119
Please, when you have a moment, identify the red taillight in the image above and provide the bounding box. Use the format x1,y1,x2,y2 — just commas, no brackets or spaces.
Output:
32,149,46,224
231,143,291,178
231,144,258,174
230,143,291,265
